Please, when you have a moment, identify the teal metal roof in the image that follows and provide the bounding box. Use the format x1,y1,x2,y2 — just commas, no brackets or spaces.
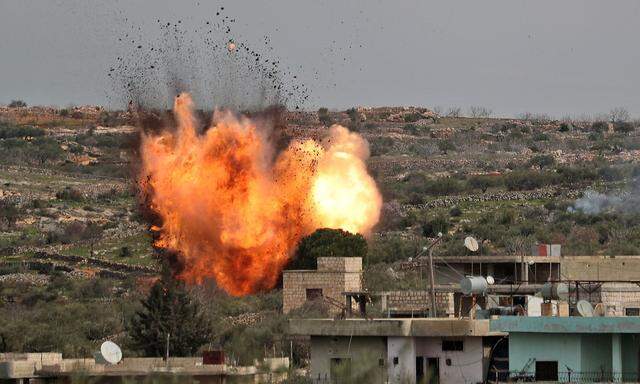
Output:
490,317,640,333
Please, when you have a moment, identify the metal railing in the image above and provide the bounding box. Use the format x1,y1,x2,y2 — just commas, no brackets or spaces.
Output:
497,370,640,383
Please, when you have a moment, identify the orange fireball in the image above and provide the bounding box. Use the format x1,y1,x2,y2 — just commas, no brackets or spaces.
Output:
139,93,381,295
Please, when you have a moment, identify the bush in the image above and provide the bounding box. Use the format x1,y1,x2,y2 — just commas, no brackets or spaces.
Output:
424,178,465,196
422,216,450,238
504,171,556,191
8,100,27,108
559,122,572,132
591,121,608,133
468,175,502,192
403,124,420,135
0,123,44,139
317,107,331,126
437,140,456,153
556,166,598,184
403,113,422,123
56,187,84,201
528,154,555,169
449,206,463,217
614,121,635,134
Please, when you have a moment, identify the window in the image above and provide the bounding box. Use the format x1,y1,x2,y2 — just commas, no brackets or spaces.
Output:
306,288,323,301
535,361,558,381
626,307,640,316
442,339,464,351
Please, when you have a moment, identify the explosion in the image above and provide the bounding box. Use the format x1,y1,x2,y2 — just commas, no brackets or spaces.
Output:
139,93,381,295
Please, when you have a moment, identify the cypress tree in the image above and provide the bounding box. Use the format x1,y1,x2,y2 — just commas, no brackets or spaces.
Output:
129,266,212,357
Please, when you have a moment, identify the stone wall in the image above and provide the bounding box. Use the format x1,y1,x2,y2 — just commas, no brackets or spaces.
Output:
599,283,640,316
283,257,362,315
380,291,454,316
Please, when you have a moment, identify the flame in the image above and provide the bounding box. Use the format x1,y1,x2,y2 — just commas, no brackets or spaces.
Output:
139,93,381,295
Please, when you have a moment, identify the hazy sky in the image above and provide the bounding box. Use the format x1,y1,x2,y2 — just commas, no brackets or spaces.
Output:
1,0,639,117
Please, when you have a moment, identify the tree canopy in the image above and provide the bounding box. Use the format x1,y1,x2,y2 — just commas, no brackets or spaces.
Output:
288,228,367,270
129,267,212,357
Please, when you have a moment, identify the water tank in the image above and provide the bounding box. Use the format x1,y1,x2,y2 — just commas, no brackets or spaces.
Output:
460,276,488,295
541,282,569,300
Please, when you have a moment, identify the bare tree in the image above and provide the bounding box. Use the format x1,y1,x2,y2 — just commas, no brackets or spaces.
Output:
446,106,461,118
469,106,492,118
609,107,630,123
432,105,443,116
517,112,551,123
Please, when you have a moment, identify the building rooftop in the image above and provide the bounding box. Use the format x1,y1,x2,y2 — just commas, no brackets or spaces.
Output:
490,316,640,334
288,318,504,337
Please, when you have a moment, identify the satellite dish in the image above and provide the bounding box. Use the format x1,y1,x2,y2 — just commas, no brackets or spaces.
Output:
100,341,122,364
576,300,594,317
464,237,479,252
486,276,495,285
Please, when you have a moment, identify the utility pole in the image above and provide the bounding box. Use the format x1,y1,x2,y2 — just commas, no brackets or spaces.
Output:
165,333,170,366
427,233,444,318
428,246,437,318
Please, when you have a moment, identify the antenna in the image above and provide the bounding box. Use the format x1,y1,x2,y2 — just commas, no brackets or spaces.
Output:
100,341,123,365
576,300,594,317
464,236,479,252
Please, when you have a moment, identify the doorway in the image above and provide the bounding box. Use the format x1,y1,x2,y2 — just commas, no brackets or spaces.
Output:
535,361,558,381
426,357,440,384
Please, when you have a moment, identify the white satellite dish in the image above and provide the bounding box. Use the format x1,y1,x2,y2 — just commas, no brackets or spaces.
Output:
100,341,123,364
464,237,479,252
486,275,495,285
576,300,594,317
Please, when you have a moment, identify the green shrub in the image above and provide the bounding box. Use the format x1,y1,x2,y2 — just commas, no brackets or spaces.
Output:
422,216,450,237
504,170,556,191
528,154,555,168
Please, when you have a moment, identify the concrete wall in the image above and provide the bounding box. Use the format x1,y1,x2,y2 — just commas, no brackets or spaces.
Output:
580,334,612,372
309,335,387,383
509,332,640,379
562,257,640,281
509,333,582,373
414,337,484,384
283,257,362,315
387,337,415,384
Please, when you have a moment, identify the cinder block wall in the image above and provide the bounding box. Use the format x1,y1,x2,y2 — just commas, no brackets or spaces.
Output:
283,257,362,315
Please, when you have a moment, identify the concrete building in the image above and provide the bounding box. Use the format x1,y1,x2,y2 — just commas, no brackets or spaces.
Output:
490,317,640,382
282,257,362,315
288,318,505,384
0,353,289,383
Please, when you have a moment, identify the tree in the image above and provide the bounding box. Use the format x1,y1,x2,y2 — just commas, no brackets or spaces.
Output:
8,100,27,108
289,228,367,270
346,108,361,131
609,107,630,123
614,121,635,134
318,107,332,126
129,267,212,357
422,216,450,238
469,106,492,118
446,106,461,118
